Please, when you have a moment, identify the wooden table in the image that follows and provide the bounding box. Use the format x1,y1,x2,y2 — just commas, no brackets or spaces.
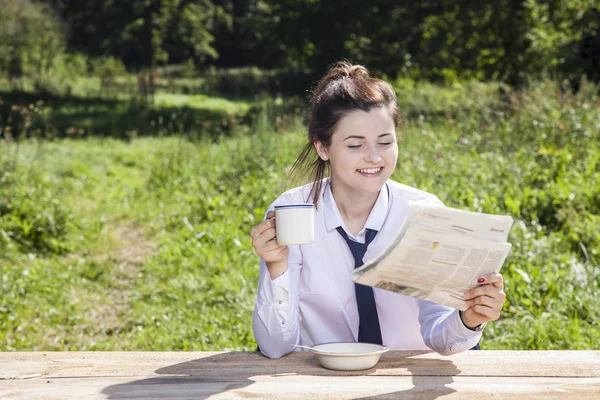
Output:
1,351,599,399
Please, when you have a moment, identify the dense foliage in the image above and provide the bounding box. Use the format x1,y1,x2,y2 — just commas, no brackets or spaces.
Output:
0,0,598,86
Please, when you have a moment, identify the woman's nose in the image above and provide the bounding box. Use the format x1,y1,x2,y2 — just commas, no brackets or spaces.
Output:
365,146,382,163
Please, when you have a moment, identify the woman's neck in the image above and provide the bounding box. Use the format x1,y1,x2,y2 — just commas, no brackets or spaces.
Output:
330,179,380,235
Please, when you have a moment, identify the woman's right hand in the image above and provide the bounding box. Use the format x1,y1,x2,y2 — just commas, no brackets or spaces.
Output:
250,211,289,279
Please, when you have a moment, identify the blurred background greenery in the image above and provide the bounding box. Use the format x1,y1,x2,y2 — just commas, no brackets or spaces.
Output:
0,0,598,351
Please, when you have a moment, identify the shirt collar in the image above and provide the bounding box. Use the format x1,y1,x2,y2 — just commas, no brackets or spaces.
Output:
323,179,390,235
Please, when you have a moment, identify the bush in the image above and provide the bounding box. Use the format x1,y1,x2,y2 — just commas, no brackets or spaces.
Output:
0,0,65,83
0,154,75,255
392,77,505,120
91,57,128,88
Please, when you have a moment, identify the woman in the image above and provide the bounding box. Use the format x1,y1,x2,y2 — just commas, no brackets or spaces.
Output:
250,62,505,359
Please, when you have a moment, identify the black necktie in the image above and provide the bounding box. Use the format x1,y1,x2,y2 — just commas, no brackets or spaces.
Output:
336,227,383,345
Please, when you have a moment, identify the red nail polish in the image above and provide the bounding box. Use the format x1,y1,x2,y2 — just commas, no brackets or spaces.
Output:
477,278,485,283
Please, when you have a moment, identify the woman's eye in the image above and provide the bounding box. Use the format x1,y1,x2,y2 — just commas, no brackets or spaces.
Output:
379,142,393,146
348,145,362,149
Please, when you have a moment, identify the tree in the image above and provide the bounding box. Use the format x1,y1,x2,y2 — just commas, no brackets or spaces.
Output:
35,0,600,85
48,0,226,68
0,0,65,83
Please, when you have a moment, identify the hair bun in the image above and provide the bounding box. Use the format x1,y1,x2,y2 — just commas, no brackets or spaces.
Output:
329,61,370,80
312,61,372,101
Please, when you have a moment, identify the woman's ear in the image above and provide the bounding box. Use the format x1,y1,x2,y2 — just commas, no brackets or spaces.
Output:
314,141,329,161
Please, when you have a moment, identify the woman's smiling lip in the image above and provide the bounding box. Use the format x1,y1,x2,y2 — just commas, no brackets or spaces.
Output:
356,166,384,177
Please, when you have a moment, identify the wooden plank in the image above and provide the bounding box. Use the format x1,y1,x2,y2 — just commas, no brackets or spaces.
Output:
1,351,599,380
1,375,599,399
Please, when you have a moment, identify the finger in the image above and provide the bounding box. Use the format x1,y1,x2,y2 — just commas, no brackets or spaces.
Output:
470,304,501,321
251,217,276,238
252,227,277,248
464,285,505,301
476,273,504,289
466,294,504,310
264,244,288,260
262,236,286,252
266,210,275,219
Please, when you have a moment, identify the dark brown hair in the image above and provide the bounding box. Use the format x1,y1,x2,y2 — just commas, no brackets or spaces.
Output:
290,61,402,207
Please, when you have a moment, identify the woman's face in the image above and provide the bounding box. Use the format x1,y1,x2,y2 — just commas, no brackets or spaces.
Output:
315,107,398,196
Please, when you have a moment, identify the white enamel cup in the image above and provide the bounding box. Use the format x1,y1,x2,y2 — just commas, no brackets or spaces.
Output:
274,203,314,245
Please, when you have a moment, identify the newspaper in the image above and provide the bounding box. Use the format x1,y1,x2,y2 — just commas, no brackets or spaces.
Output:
352,205,514,311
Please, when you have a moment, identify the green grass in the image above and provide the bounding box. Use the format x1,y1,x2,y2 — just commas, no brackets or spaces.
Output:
0,74,264,141
1,80,599,351
0,90,255,140
153,93,250,114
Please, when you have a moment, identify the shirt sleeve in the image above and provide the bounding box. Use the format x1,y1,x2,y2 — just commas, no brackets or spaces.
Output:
418,300,484,355
252,230,303,359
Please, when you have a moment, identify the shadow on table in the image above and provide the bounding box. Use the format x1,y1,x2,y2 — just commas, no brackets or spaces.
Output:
100,351,460,399
355,357,460,400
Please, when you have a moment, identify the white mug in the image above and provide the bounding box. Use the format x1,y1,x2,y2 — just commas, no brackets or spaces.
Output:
274,204,315,245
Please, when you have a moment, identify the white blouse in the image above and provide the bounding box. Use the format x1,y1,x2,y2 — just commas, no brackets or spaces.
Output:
253,179,482,359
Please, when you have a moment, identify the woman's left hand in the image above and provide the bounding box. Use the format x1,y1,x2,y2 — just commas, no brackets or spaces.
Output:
460,273,506,329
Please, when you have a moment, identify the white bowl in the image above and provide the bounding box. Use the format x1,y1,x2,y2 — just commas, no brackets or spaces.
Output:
309,342,389,371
